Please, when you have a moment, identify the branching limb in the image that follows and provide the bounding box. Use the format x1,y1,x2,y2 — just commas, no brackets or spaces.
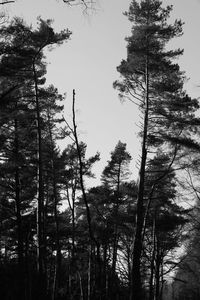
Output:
62,115,76,142
186,168,200,202
62,0,97,13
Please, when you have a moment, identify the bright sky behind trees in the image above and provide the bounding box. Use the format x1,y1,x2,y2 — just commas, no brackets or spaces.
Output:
4,0,200,186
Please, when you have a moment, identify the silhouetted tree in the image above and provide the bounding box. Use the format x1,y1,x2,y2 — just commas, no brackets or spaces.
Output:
114,1,199,298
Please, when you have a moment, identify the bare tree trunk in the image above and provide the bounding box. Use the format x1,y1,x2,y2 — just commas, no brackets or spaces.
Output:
111,165,121,299
160,262,164,300
24,226,32,300
72,89,102,298
72,89,95,245
149,217,156,300
130,58,149,300
88,246,92,300
103,244,108,300
126,243,132,297
47,113,62,300
33,60,46,300
71,184,76,261
111,225,118,277
155,238,161,300
14,115,25,300
69,273,72,300
66,183,77,300
78,271,84,300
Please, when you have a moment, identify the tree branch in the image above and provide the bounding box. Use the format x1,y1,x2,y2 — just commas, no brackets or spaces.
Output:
0,1,14,4
0,0,14,4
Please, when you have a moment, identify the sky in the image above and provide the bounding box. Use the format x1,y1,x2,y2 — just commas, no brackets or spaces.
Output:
4,0,200,186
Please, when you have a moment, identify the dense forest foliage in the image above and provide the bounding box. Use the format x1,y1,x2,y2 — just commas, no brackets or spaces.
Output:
0,0,200,300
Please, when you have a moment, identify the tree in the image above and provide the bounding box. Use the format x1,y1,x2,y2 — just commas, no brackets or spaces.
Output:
172,217,200,300
143,153,188,300
76,179,137,300
114,1,199,299
0,17,71,300
170,158,200,300
22,19,70,300
101,141,132,299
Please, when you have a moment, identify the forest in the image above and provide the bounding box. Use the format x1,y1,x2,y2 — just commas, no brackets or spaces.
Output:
0,0,200,299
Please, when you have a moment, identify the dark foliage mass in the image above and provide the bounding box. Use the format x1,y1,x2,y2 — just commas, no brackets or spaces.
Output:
0,1,199,300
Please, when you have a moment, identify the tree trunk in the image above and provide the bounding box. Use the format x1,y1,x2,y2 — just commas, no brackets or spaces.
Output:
14,115,25,300
72,184,76,260
155,238,161,300
160,261,164,300
149,217,156,300
111,164,121,299
78,271,84,300
25,229,32,300
130,58,149,300
103,243,108,300
88,246,92,300
33,60,46,300
48,114,62,300
72,89,102,298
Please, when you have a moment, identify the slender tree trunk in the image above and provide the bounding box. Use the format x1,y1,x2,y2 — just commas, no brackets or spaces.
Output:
33,60,46,300
78,271,84,300
66,183,76,300
72,185,76,260
25,230,32,300
47,114,62,300
52,209,61,300
53,191,62,300
155,238,161,300
69,273,72,300
111,224,119,277
130,57,149,300
87,245,92,300
112,225,118,275
14,115,25,300
72,89,102,298
127,243,132,297
149,216,156,300
103,243,108,300
72,89,95,245
95,243,102,299
111,165,121,299
160,261,164,300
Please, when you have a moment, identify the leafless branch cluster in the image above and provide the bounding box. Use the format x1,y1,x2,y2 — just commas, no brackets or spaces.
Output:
62,0,97,13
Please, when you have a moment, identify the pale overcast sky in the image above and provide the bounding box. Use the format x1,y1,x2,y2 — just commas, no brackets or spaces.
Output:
5,0,200,186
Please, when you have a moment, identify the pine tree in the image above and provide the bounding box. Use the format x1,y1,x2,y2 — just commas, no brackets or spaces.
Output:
0,17,71,299
114,1,199,299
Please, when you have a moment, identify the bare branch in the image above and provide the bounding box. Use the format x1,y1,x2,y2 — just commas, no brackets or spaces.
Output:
62,0,97,13
186,168,200,202
0,1,15,4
